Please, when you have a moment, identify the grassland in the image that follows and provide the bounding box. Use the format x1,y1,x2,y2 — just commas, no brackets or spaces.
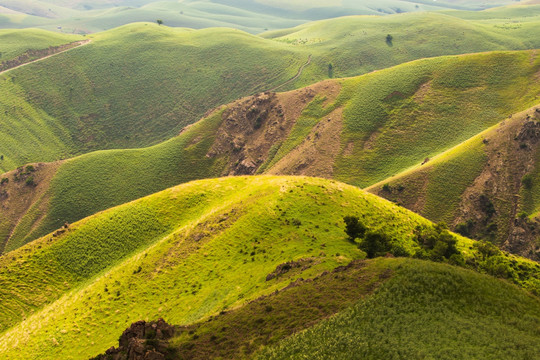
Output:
6,9,540,175
0,22,306,173
0,175,437,359
4,49,540,254
0,175,538,360
0,0,516,34
365,103,540,258
0,28,81,63
257,259,540,360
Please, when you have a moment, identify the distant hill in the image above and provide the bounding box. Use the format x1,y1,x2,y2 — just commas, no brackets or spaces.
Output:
5,10,540,174
0,0,518,34
0,175,538,359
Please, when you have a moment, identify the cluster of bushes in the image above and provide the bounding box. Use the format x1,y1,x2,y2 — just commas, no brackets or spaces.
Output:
343,216,540,295
12,165,36,186
412,223,463,265
343,216,408,259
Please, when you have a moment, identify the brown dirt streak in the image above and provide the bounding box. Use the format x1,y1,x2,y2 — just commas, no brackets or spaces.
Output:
268,54,312,92
267,106,344,178
0,39,91,76
0,161,62,253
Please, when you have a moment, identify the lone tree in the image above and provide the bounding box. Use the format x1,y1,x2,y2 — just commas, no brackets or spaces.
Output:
343,216,366,243
156,19,163,26
328,63,334,78
386,34,393,46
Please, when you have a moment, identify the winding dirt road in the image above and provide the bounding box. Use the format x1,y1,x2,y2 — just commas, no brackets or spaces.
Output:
0,39,91,76
269,54,312,92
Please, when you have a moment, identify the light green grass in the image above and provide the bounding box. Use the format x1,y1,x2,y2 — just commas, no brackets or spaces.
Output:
5,49,540,253
0,0,516,34
0,22,305,173
0,175,435,359
0,28,81,62
0,176,538,360
6,9,540,174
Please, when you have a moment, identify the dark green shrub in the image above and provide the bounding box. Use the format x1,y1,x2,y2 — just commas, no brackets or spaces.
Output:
343,216,366,242
359,231,392,258
0,177,8,185
454,219,474,237
479,256,516,280
473,240,501,260
414,223,460,262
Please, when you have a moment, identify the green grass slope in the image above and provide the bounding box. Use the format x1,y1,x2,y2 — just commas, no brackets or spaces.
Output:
0,0,517,34
4,49,540,254
6,9,540,175
0,175,440,359
0,28,81,63
1,176,538,359
96,256,540,360
0,22,306,173
257,259,540,360
366,105,540,259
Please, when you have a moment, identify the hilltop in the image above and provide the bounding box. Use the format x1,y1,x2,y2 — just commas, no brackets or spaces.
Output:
0,175,538,360
2,49,540,257
1,175,539,360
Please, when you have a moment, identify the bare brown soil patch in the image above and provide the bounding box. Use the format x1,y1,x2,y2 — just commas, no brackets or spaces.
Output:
207,80,342,176
0,40,90,75
0,161,62,253
267,107,344,178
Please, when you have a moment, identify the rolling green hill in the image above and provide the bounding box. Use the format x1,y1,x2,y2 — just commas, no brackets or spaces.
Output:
0,175,538,360
367,104,540,260
0,0,517,34
3,49,540,257
93,257,540,360
0,28,81,64
6,9,540,176
0,22,307,172
256,259,540,360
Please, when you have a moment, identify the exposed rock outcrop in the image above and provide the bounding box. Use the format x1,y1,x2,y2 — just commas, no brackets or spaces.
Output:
90,319,176,360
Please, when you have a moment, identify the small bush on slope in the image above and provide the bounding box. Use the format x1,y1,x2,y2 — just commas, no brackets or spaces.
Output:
256,259,540,360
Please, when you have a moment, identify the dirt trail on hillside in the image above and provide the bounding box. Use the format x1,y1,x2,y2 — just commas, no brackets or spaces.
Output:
268,54,312,92
0,39,91,75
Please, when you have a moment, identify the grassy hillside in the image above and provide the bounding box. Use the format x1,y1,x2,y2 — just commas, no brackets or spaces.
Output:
0,175,439,359
0,22,306,173
94,257,540,359
0,0,516,34
367,105,540,259
5,10,540,175
257,259,540,360
3,49,540,254
0,28,81,63
0,176,537,359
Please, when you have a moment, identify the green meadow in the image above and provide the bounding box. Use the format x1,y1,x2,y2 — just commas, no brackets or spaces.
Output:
6,9,540,174
0,176,429,359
